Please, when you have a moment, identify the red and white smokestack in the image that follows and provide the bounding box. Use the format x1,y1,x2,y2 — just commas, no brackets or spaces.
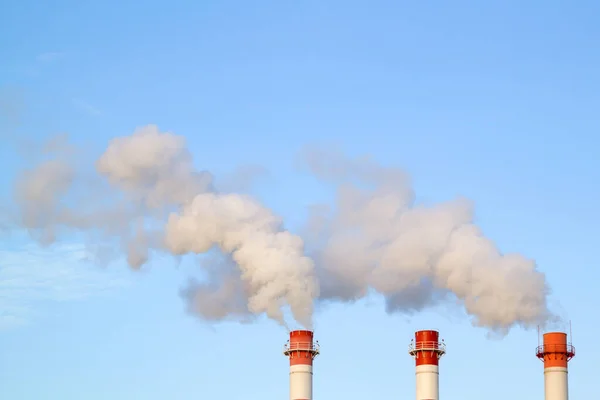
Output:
536,332,575,400
283,330,320,400
408,330,446,400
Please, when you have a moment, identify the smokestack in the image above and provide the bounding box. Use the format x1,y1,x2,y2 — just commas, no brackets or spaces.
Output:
408,330,446,400
536,331,575,400
283,330,320,400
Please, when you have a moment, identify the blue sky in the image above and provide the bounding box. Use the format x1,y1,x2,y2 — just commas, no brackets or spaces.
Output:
1,0,599,399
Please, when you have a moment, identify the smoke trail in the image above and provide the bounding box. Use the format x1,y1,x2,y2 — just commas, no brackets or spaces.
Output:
165,192,317,327
300,148,552,334
10,125,553,334
180,253,254,324
11,125,318,328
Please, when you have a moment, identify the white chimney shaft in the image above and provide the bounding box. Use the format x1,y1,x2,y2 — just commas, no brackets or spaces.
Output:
284,330,319,400
536,331,575,400
409,330,445,400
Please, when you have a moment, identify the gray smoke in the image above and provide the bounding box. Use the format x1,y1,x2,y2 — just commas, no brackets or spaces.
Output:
11,125,318,328
180,253,254,324
300,148,553,334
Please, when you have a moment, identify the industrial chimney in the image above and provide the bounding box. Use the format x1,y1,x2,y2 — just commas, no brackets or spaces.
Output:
284,330,320,400
408,330,446,400
536,331,575,400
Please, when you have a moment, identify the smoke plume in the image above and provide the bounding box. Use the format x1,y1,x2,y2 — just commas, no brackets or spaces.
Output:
300,148,552,334
8,125,554,334
11,125,318,328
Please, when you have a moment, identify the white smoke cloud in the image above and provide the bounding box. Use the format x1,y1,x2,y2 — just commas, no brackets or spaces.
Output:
96,125,213,208
300,148,552,334
165,192,317,328
10,125,318,328
7,126,554,334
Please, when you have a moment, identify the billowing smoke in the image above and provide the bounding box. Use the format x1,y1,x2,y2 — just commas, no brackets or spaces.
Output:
164,192,316,327
300,148,552,334
11,125,318,329
180,254,254,324
9,125,554,334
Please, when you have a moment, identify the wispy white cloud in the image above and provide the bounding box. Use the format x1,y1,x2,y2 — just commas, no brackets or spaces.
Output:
0,87,24,127
36,51,64,63
72,98,103,116
0,241,130,330
36,52,63,63
23,52,64,78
